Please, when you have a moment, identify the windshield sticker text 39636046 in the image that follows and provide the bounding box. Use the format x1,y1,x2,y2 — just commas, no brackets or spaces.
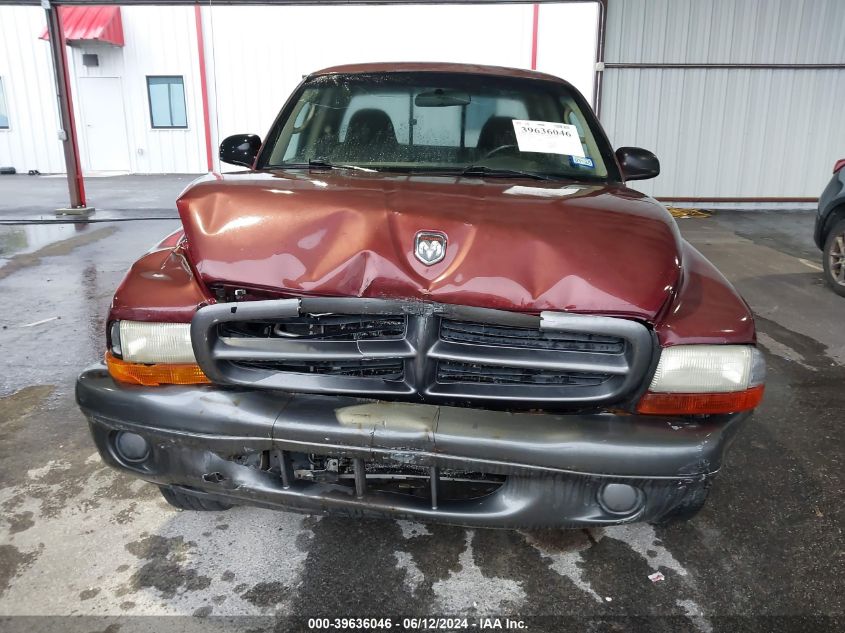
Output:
511,120,585,158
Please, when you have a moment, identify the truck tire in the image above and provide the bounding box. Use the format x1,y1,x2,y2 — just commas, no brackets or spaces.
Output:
822,218,845,297
651,480,712,526
159,486,232,511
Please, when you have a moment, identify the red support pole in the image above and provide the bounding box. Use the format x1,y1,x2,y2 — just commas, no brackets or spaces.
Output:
194,5,214,173
45,2,88,211
530,4,540,70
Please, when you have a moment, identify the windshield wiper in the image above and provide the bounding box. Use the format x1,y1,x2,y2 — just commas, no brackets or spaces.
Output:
457,165,553,181
307,159,377,173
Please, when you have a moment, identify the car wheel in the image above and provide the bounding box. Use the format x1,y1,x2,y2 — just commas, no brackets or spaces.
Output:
822,218,845,297
159,486,232,511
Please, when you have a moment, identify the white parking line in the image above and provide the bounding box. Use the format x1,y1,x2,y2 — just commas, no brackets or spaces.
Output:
798,258,823,272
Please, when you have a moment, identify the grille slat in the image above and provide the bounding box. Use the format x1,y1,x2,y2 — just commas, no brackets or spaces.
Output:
440,319,625,353
235,358,404,380
437,361,611,386
221,314,405,341
427,340,629,375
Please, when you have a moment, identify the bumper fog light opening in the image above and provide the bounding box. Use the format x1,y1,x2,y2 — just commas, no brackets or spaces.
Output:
113,431,151,463
597,483,643,516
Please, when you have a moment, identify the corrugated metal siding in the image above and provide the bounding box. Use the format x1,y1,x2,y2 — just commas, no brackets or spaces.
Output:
605,0,845,64
603,67,845,198
601,0,845,199
0,7,65,174
107,6,206,174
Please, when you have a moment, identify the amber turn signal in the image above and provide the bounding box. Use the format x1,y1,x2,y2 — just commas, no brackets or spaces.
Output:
636,385,764,415
106,352,210,386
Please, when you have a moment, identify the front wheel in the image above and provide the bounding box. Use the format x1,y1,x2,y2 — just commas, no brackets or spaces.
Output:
159,486,232,511
822,218,845,297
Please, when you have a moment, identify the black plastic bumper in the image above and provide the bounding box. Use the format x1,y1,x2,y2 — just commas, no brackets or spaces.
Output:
76,365,749,528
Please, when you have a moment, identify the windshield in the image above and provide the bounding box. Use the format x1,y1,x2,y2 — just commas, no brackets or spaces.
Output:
260,72,615,182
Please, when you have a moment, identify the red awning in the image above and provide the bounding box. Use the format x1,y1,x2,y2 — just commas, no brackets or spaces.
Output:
39,6,124,47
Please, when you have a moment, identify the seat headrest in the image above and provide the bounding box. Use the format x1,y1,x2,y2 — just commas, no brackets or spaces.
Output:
477,116,518,152
345,108,397,146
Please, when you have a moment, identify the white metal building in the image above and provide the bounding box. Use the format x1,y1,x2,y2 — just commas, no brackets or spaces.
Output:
0,3,598,176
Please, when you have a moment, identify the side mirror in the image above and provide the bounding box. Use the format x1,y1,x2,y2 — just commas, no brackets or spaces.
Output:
615,147,660,181
220,134,261,168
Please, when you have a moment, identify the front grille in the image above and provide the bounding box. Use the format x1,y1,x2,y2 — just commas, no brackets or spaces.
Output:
436,361,611,386
192,298,654,407
441,319,625,353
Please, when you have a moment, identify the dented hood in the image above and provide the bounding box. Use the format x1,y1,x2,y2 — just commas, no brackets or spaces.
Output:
177,171,682,320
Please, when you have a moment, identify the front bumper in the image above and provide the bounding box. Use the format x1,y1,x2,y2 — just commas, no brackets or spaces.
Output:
77,365,749,528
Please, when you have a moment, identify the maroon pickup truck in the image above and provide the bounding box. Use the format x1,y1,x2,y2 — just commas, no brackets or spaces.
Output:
76,63,765,528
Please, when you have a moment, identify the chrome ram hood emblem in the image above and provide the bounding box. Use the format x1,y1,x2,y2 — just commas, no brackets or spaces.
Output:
414,231,447,266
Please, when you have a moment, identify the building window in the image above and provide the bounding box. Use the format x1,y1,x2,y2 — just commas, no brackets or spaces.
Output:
146,76,187,129
0,78,9,129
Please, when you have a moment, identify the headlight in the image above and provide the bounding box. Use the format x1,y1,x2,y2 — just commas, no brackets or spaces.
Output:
638,345,765,415
116,321,196,363
107,320,209,386
648,345,766,393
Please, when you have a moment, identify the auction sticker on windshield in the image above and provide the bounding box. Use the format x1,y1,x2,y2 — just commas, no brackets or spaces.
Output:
512,120,585,157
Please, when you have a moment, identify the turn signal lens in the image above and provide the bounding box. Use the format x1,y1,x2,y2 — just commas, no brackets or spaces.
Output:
106,352,210,386
637,385,764,415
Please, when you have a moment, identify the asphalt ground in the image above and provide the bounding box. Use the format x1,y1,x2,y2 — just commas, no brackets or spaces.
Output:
0,175,841,632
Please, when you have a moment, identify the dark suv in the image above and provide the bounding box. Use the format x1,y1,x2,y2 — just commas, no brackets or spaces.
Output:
815,159,845,296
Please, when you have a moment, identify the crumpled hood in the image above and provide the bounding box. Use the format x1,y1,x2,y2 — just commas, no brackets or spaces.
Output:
177,170,682,320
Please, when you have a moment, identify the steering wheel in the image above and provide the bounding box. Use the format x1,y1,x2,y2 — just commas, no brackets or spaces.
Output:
481,144,519,160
